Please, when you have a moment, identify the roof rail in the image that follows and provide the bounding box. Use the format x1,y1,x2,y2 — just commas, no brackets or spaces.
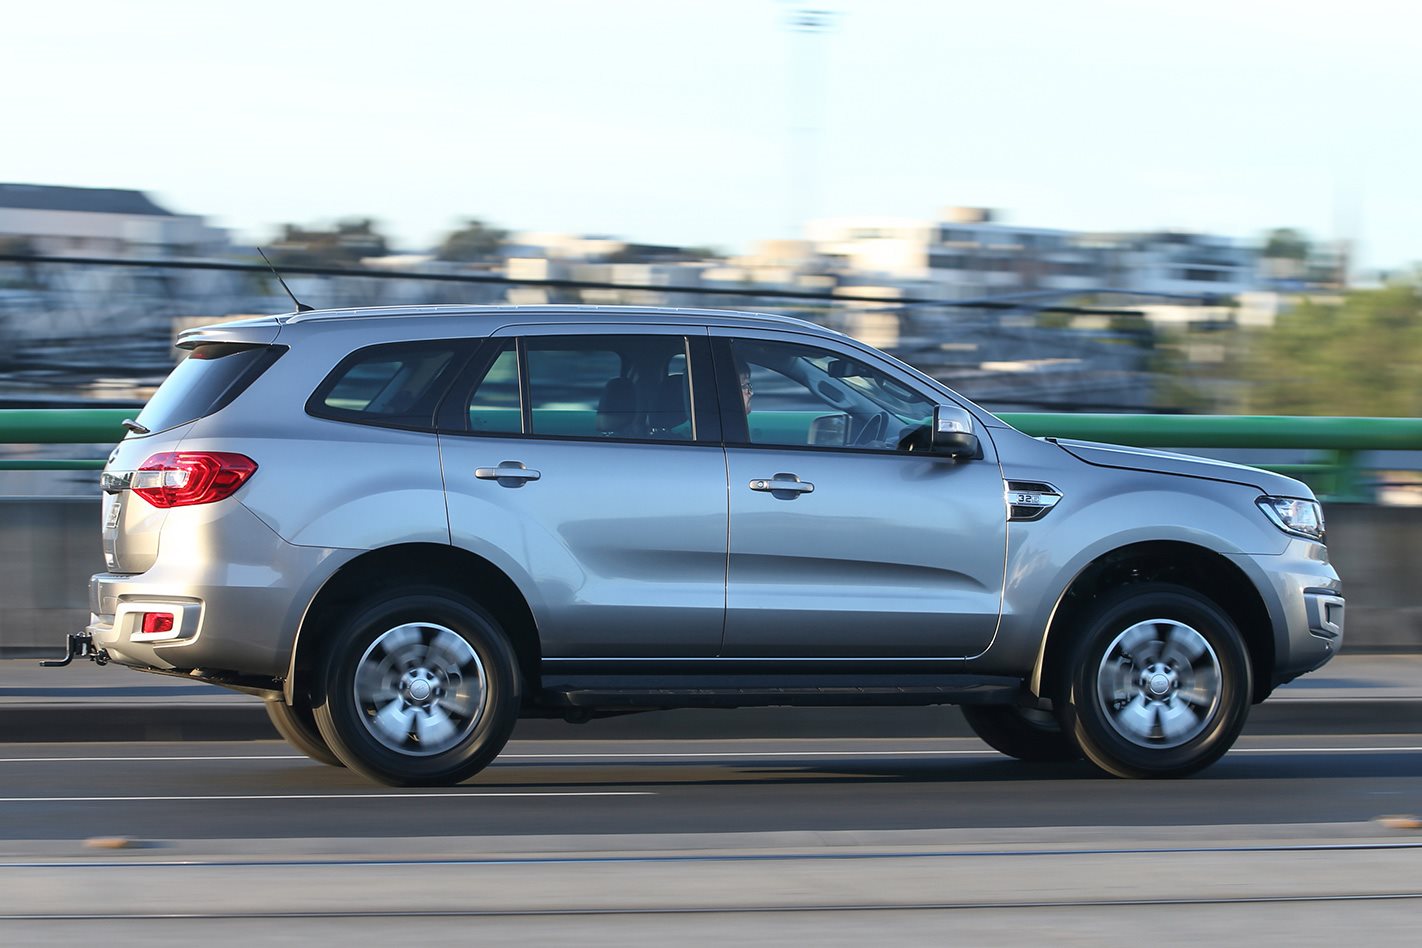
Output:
282,303,827,332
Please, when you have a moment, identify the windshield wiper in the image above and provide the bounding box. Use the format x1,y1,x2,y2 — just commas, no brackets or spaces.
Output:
121,418,150,435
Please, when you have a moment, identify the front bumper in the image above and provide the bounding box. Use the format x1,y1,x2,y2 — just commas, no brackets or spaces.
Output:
1230,538,1344,689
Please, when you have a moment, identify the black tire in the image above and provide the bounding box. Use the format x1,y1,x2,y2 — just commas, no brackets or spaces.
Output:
961,703,1081,762
264,697,344,768
311,587,522,787
1057,582,1251,779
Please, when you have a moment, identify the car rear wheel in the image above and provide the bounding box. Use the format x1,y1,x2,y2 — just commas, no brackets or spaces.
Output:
961,703,1081,762
312,588,522,787
1058,582,1251,779
264,697,344,768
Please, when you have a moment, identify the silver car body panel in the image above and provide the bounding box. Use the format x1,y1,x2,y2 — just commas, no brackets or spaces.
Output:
1054,439,1316,497
721,445,1007,657
975,429,1332,692
442,434,729,657
88,499,355,677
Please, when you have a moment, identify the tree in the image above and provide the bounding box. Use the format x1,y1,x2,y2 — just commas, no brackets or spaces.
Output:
437,219,508,262
269,218,390,267
1262,228,1311,262
1239,281,1422,416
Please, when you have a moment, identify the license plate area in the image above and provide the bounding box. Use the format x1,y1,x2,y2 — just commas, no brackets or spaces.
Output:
105,496,123,530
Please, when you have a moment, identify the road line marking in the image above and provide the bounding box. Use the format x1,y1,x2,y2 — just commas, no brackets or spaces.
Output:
0,756,306,763
1233,746,1422,754
3,891,1422,921
3,841,1422,871
1,746,1421,764
0,791,652,803
494,748,1422,758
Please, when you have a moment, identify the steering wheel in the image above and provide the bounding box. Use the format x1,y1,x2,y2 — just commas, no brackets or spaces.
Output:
852,411,890,448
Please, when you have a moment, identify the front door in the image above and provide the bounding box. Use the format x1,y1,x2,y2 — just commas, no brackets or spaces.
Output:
713,332,1007,658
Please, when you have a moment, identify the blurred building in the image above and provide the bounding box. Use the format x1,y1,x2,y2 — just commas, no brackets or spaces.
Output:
1093,230,1258,298
805,207,1261,302
0,183,229,258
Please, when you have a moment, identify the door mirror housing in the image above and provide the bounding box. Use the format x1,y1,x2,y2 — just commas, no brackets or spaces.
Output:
808,412,850,446
931,405,980,458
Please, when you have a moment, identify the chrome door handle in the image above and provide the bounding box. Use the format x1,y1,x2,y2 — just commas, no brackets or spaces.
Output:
475,461,541,487
749,473,814,497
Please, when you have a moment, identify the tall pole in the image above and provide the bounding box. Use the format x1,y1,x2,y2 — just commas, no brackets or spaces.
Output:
784,5,836,239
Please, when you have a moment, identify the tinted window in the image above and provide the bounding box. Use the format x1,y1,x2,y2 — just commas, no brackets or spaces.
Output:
729,338,933,452
526,336,692,440
136,343,284,433
465,342,521,433
309,342,464,429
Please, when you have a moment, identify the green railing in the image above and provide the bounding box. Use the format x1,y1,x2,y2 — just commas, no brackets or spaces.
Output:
4,408,1422,500
998,414,1422,501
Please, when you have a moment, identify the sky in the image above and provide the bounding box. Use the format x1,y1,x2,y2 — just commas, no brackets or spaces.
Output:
2,0,1419,268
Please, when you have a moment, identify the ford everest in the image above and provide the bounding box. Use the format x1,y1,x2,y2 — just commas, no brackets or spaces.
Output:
49,305,1344,785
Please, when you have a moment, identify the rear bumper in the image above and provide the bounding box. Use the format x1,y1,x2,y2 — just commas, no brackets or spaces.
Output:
86,502,356,679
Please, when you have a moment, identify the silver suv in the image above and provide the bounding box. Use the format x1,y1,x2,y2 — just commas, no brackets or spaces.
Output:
60,305,1344,785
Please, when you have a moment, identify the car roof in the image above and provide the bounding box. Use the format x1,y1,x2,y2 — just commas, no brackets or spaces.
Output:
178,305,847,348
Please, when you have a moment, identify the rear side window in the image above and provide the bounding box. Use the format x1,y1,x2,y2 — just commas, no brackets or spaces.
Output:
308,342,467,430
135,343,285,433
448,335,700,442
524,336,693,440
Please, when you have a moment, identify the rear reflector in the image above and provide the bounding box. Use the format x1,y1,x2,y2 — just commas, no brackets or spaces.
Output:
140,613,174,635
132,452,257,508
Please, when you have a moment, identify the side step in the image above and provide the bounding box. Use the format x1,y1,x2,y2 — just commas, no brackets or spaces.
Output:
540,673,1025,710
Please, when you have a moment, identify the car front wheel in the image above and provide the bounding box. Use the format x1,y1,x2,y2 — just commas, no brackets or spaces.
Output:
1058,582,1251,779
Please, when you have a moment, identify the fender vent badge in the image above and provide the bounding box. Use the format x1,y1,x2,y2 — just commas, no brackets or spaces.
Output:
1006,481,1062,522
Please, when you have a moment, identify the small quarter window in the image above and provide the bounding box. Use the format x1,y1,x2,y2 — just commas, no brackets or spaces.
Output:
309,342,464,430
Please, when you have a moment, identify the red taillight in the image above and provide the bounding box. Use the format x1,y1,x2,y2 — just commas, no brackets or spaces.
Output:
132,452,258,508
141,613,174,635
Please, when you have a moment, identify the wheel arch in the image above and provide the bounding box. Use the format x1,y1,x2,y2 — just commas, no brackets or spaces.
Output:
284,542,541,704
1029,540,1276,704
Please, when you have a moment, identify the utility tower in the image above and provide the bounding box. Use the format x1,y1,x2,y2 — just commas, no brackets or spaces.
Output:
783,4,837,238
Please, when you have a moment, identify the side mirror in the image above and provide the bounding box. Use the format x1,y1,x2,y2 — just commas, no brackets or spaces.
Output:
808,412,850,446
931,405,980,458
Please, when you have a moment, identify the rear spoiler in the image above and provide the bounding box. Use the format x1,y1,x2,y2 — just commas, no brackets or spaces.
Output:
175,316,284,350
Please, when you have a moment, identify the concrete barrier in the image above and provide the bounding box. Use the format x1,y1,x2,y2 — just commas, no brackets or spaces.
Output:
0,497,99,655
1324,503,1422,651
2,497,1418,654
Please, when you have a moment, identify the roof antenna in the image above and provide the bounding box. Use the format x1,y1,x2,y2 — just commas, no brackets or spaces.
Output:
257,247,314,313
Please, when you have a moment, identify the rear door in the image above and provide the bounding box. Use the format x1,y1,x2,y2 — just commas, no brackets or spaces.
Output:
438,325,729,658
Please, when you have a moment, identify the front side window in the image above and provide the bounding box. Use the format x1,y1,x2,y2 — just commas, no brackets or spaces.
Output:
728,338,934,452
309,342,464,429
459,335,695,442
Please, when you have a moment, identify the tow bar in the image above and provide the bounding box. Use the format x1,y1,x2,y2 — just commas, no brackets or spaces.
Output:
40,631,108,668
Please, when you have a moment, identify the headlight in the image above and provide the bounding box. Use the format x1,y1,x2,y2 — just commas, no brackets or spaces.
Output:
1257,496,1325,542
